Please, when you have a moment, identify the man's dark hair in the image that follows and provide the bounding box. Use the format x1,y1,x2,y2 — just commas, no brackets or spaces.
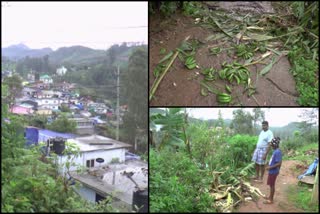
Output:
262,121,269,125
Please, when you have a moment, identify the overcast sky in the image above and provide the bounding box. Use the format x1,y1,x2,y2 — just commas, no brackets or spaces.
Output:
1,1,147,50
187,108,319,127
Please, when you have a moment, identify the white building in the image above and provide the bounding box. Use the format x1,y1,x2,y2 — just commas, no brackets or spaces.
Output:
40,74,53,84
56,135,131,174
45,135,147,212
56,66,67,76
33,98,66,110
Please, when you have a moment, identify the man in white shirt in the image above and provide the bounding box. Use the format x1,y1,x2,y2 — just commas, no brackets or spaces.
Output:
251,121,274,183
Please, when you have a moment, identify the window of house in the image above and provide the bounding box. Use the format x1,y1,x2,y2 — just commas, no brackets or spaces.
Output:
86,159,95,168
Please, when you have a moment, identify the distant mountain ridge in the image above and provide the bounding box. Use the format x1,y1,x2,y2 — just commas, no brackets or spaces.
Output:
2,43,145,66
2,43,53,60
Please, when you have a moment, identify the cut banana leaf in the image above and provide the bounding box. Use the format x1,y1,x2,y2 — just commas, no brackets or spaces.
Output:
158,51,173,64
260,57,275,76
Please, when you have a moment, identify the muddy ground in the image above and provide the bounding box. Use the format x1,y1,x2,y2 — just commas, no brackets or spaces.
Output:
236,160,307,212
149,2,299,106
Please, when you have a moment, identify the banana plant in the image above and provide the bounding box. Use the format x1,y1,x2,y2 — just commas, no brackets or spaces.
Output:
149,108,191,157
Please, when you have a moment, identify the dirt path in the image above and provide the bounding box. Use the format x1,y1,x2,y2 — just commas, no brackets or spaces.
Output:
236,160,305,212
149,3,299,106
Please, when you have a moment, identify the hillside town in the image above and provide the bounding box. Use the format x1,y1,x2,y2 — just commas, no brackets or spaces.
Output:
2,66,148,212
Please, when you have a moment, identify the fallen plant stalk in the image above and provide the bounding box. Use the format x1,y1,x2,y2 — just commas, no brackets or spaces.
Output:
243,52,272,67
149,51,179,101
149,36,190,101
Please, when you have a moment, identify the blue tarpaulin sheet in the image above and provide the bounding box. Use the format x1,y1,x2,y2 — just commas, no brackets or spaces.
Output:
298,158,318,180
25,127,40,146
38,129,76,143
25,127,76,145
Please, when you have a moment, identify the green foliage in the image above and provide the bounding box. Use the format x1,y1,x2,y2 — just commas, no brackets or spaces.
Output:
284,2,319,106
287,184,319,212
159,2,180,17
2,74,23,107
150,108,189,153
150,1,201,17
182,1,202,16
288,55,318,106
46,114,77,133
291,1,319,35
15,55,53,77
122,47,148,152
226,135,258,167
59,105,71,113
281,130,317,154
110,157,120,164
150,148,215,212
28,114,48,128
230,109,254,135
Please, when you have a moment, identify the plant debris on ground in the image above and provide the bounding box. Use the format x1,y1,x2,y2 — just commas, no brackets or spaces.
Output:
149,1,319,106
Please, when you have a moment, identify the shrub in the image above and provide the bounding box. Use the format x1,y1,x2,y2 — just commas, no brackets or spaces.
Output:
224,134,258,168
150,148,215,212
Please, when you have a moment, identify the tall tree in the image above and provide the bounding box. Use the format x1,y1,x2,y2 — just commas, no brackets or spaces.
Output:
298,108,319,137
299,108,318,125
2,74,23,109
252,108,265,134
123,47,148,151
216,110,225,128
231,109,253,135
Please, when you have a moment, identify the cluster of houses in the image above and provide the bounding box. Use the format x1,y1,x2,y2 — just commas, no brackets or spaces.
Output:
7,67,148,212
8,67,129,135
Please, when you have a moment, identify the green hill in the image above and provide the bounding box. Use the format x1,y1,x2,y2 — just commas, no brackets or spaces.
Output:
48,46,106,65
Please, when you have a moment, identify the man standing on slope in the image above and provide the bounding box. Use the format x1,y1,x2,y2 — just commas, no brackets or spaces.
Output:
251,121,274,183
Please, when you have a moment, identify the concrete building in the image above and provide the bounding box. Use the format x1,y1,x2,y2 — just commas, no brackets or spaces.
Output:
40,74,53,84
56,66,67,76
70,159,148,212
70,117,95,135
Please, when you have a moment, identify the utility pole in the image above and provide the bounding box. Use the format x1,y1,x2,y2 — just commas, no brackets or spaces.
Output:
116,65,120,141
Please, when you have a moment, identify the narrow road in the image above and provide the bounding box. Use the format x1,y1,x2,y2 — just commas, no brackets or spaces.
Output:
236,160,305,212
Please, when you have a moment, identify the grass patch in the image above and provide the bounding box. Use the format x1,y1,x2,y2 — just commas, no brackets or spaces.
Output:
299,143,319,153
282,143,318,164
287,184,319,212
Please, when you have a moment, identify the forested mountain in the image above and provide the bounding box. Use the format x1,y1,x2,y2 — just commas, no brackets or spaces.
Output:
2,43,53,60
2,43,140,66
48,46,106,65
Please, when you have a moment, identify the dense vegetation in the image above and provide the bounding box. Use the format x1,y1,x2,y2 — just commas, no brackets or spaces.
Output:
150,108,318,212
